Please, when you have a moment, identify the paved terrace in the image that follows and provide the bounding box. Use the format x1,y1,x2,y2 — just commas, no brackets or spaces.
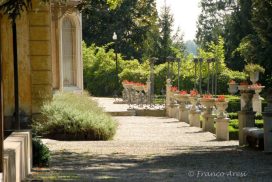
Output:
30,97,272,182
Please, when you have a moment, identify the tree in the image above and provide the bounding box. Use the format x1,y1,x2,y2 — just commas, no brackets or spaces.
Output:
82,0,159,61
196,0,237,49
251,0,272,87
157,4,174,64
223,0,254,71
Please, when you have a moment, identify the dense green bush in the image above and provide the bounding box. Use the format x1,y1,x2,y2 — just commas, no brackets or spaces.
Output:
83,41,246,96
229,119,239,129
228,112,238,120
32,92,117,140
227,99,240,113
255,120,263,128
33,137,50,167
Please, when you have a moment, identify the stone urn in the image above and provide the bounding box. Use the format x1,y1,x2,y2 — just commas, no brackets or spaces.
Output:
228,83,238,94
215,101,229,118
241,92,253,111
250,71,259,84
175,94,189,109
200,98,215,115
251,85,265,96
189,96,199,111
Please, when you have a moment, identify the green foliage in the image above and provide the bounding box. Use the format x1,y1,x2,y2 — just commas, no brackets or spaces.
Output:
82,0,159,61
32,137,50,167
255,120,263,128
244,63,265,73
83,41,247,96
255,113,263,120
229,119,239,129
32,92,117,140
226,98,240,113
0,0,32,19
228,112,238,120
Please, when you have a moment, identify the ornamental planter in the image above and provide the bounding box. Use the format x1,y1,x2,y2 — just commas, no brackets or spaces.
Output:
189,96,199,111
200,98,216,132
215,101,229,118
228,83,238,95
175,94,189,107
249,71,259,84
200,98,215,115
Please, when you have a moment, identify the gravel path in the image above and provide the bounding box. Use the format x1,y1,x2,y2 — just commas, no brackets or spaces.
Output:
29,98,272,182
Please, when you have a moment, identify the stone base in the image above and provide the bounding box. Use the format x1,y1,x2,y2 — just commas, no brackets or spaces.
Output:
238,111,256,146
189,110,201,127
179,108,189,123
202,114,216,133
216,118,229,141
263,112,272,153
169,104,179,118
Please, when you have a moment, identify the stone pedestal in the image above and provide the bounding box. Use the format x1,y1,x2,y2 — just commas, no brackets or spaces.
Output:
263,104,272,153
216,118,230,141
238,111,256,146
202,114,216,133
165,79,171,117
179,105,189,123
253,94,262,114
189,110,201,127
240,97,246,111
173,104,179,119
200,99,215,133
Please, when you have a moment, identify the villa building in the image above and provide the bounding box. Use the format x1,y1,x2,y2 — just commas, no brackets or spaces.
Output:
0,0,83,129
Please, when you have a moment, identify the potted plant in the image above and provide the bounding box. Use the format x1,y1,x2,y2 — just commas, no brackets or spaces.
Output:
174,90,189,109
244,63,265,84
215,95,228,118
200,94,215,114
228,80,238,94
189,89,199,111
249,83,265,95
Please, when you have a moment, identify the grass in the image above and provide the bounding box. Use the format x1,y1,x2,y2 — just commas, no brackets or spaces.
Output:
32,92,117,140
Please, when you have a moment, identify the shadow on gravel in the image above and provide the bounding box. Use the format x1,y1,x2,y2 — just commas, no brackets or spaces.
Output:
31,146,272,182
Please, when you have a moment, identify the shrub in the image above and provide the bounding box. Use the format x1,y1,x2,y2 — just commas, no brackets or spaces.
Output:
227,100,240,113
255,120,263,128
255,113,263,120
229,119,239,129
228,112,238,120
33,137,50,167
32,92,117,140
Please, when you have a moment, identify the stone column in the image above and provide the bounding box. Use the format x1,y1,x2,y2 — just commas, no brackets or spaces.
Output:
179,101,189,123
171,96,179,119
166,79,171,117
189,97,201,127
239,92,256,146
215,101,230,141
200,99,215,133
252,87,264,114
263,89,272,153
252,93,262,114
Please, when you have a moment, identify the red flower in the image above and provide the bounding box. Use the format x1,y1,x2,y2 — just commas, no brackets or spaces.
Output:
203,94,212,99
179,90,188,95
190,89,198,96
217,95,225,102
170,86,178,92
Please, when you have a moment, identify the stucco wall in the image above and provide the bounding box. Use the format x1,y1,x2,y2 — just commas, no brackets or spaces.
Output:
1,0,53,119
